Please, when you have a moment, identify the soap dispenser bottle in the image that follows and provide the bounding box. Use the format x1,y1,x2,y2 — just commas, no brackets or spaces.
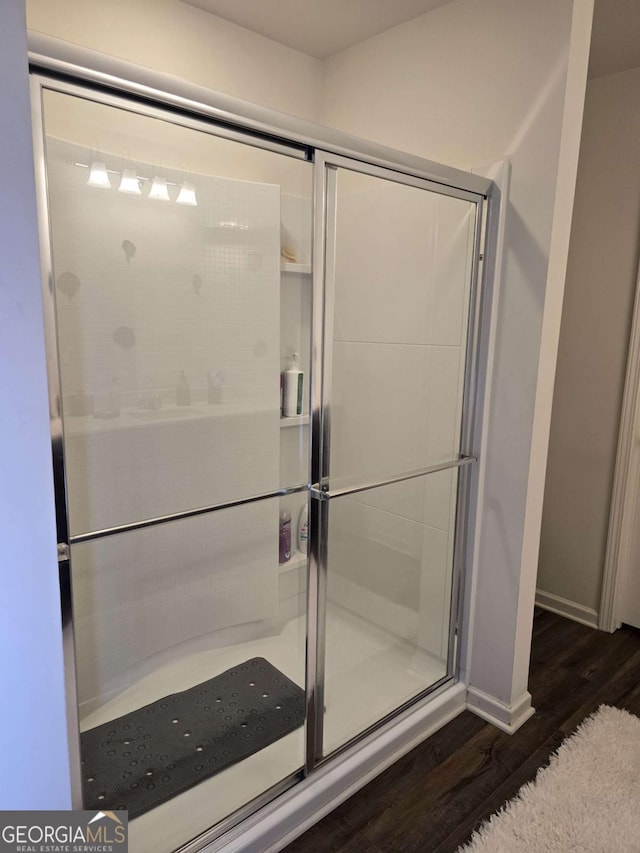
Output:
279,508,292,564
176,369,191,406
282,351,303,417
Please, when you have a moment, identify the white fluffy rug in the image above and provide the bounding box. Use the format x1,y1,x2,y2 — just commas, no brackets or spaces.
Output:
459,705,640,852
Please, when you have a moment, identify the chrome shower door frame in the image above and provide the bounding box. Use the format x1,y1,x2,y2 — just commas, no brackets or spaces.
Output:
29,69,314,840
29,38,495,852
306,151,486,770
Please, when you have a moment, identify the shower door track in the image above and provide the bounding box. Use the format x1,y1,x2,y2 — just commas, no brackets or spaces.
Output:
29,33,496,853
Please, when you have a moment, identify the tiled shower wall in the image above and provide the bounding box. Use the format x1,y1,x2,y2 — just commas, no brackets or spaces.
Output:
46,138,285,710
328,177,475,661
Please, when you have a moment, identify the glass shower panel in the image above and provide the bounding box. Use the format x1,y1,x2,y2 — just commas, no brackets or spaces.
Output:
326,167,477,493
70,496,307,852
316,158,479,759
321,469,459,756
38,87,312,849
40,90,312,537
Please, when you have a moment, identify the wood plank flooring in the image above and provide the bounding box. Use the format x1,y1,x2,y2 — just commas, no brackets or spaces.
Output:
283,609,640,852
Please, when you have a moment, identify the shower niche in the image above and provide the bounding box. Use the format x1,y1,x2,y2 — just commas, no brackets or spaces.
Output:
33,69,488,853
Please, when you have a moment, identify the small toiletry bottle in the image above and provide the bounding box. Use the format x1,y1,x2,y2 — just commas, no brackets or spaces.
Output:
279,509,292,564
207,370,223,404
176,369,191,406
297,503,309,554
108,377,121,416
282,352,303,417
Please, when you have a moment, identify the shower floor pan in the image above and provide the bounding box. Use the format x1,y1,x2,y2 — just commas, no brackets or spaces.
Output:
80,657,305,818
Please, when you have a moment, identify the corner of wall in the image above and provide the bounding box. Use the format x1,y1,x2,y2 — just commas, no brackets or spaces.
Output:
465,0,594,717
512,0,595,689
0,1,72,808
467,686,535,734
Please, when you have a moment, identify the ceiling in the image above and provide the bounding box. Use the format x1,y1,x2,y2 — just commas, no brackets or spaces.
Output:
181,0,453,59
183,0,640,76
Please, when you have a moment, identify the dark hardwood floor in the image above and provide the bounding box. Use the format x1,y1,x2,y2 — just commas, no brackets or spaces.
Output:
284,609,640,852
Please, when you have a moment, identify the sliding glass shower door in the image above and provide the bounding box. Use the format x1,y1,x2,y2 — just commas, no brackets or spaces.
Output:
35,84,312,852
33,69,486,853
310,155,481,760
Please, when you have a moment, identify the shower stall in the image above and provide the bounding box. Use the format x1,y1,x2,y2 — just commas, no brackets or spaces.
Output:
30,39,496,853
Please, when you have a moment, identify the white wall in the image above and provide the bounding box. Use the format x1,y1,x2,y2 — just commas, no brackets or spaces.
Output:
321,0,593,720
27,0,323,122
0,0,71,808
539,66,640,618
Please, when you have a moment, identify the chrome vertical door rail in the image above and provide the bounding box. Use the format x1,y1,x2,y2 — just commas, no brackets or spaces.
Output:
29,74,83,807
318,161,338,491
459,198,486,460
305,154,337,772
446,197,486,676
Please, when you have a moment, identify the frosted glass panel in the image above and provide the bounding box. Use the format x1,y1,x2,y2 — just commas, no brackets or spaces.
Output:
322,470,457,756
328,169,476,490
71,496,307,852
42,90,312,536
40,89,312,850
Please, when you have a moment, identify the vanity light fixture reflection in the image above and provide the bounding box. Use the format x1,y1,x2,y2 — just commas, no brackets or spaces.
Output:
176,181,197,206
148,176,171,201
87,161,111,189
118,169,141,195
218,220,249,230
78,161,194,205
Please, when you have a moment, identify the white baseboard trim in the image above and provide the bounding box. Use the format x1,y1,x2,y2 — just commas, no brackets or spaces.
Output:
466,686,535,734
535,589,599,629
205,682,467,853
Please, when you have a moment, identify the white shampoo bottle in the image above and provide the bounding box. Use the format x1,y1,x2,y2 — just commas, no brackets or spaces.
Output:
283,351,303,417
297,503,309,553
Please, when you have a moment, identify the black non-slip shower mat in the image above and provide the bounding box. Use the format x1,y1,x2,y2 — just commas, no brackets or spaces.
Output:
81,657,305,819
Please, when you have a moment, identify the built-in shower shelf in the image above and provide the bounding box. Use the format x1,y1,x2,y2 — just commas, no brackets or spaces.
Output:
280,414,310,428
281,262,311,275
279,550,308,574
